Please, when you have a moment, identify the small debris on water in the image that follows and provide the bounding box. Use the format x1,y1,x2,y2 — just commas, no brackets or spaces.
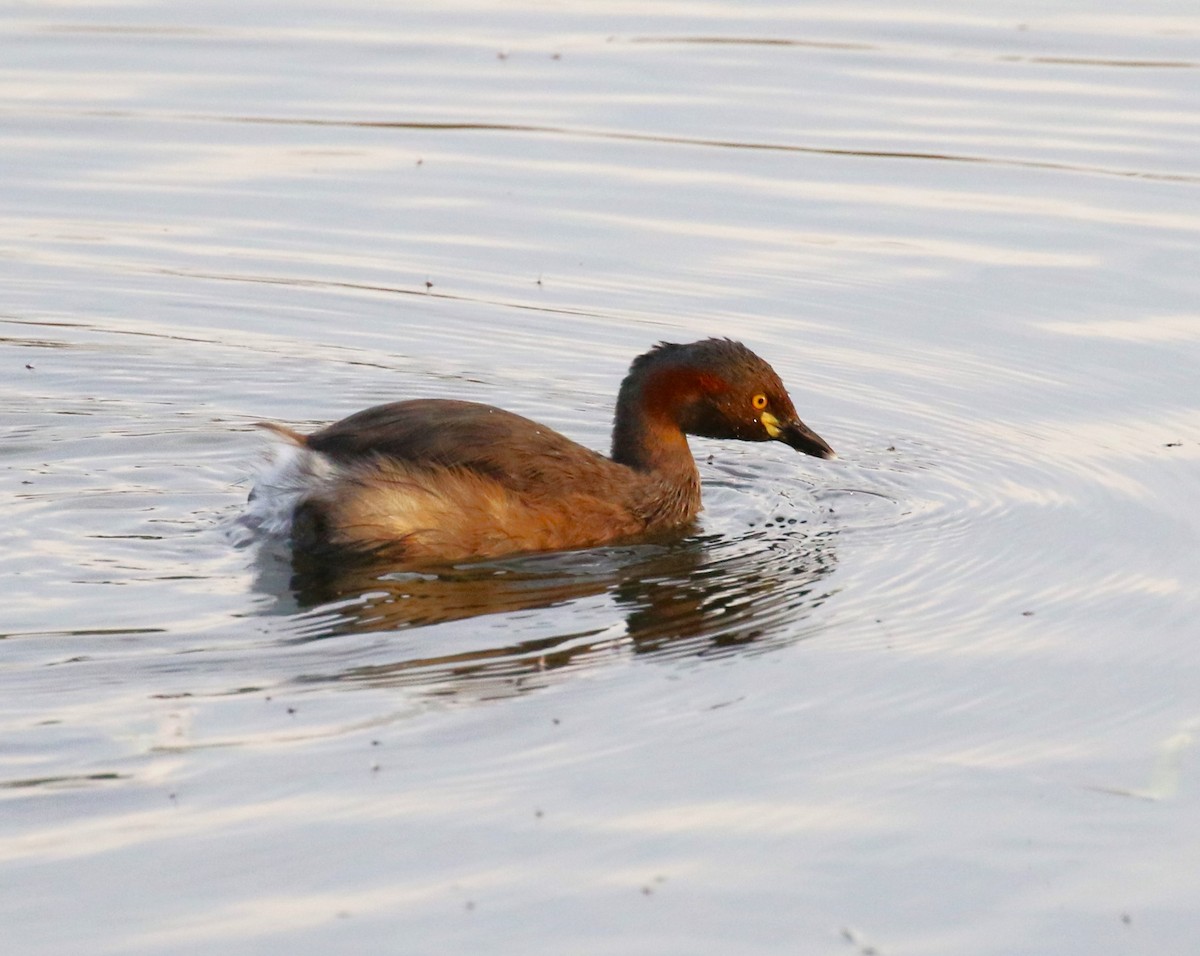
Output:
841,926,881,954
640,875,666,896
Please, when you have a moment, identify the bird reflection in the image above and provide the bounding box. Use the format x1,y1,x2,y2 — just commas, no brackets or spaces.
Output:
251,528,837,697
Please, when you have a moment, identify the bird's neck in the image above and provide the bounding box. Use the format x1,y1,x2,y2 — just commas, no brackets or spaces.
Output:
611,365,703,483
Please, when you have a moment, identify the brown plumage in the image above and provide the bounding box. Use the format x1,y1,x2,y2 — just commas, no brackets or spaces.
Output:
249,338,834,564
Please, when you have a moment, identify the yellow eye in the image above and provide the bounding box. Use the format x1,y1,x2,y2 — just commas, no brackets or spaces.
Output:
751,394,768,411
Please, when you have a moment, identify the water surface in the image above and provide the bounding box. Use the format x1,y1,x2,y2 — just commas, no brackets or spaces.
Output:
2,2,1199,953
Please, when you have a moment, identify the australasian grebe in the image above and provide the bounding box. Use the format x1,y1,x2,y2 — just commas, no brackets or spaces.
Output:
244,338,835,563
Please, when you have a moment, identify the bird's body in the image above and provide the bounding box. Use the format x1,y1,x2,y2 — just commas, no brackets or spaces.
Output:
244,339,834,564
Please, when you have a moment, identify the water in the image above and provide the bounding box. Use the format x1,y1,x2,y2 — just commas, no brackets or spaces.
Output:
2,2,1198,953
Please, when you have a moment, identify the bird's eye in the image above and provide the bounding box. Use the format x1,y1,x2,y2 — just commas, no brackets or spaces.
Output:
751,394,768,410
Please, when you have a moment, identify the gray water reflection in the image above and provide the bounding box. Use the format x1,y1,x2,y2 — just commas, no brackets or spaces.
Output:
254,529,837,695
210,115,1200,185
4,2,1200,954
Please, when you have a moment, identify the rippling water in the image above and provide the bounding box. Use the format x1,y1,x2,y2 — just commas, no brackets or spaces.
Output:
3,2,1199,953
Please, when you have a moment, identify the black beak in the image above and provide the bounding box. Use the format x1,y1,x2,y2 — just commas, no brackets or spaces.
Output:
778,418,836,460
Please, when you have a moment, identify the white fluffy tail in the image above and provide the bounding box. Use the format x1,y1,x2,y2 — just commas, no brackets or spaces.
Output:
229,427,337,546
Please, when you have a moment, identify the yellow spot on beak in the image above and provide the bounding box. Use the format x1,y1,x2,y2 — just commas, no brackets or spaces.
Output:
760,411,782,438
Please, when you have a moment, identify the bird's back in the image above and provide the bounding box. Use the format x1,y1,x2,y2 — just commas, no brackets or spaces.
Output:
251,399,692,562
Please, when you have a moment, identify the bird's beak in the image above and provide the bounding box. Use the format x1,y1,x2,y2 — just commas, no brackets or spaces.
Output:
762,411,837,460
